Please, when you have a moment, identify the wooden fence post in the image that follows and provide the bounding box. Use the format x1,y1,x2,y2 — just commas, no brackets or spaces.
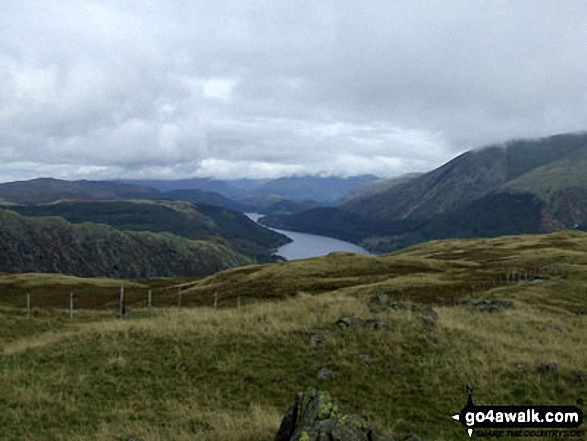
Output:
69,292,74,319
119,283,126,319
26,293,30,318
148,289,152,316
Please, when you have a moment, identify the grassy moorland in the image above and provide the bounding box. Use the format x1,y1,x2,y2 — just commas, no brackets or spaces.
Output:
0,231,586,440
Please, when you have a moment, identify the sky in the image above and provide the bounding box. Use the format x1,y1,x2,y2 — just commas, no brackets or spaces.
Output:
1,0,587,182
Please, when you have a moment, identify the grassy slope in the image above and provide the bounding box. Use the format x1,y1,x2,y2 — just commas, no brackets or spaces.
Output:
506,148,587,198
0,231,586,440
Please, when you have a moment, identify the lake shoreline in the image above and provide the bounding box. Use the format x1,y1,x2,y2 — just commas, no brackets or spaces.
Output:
245,213,371,261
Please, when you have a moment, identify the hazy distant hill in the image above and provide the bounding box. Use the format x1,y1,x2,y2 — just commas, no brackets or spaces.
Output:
121,177,267,199
159,189,249,212
0,176,377,215
2,200,290,261
0,209,249,278
0,178,159,204
0,177,250,211
262,132,587,252
122,175,378,206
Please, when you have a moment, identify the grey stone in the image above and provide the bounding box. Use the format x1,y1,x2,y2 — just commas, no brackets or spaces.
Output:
337,316,363,330
420,305,438,319
358,353,374,365
317,367,335,380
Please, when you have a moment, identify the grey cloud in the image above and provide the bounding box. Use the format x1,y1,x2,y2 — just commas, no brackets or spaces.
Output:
1,0,586,181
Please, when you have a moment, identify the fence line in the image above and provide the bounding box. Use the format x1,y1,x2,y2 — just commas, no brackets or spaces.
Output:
14,263,568,319
18,287,244,320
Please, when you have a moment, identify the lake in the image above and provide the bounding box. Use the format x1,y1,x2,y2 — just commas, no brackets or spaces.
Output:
246,213,372,260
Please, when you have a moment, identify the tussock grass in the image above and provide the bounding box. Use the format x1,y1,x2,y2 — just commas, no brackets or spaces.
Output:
0,231,586,440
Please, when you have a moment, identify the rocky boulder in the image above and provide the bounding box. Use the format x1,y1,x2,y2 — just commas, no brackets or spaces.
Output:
274,388,397,441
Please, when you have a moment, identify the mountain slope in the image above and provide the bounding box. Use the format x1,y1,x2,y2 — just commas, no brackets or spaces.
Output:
0,209,249,278
342,172,422,202
2,200,290,261
505,145,587,196
344,133,587,222
263,132,587,252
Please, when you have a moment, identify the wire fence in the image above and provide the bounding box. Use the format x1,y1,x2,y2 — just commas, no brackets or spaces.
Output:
6,286,244,320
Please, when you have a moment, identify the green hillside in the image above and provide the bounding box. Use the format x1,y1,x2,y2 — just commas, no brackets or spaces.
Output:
2,200,290,261
0,231,585,440
0,209,250,278
506,147,587,197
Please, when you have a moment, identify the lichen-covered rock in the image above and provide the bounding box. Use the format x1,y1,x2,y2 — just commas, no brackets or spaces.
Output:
275,388,397,441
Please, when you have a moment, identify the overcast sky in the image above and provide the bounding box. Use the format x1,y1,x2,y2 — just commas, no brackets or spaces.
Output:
1,1,587,181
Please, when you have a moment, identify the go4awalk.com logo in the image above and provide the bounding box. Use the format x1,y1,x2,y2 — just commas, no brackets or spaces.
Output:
452,386,584,438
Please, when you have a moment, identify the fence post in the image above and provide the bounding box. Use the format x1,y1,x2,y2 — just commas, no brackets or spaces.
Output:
148,289,152,316
214,292,218,310
69,292,74,319
119,283,126,319
26,293,30,318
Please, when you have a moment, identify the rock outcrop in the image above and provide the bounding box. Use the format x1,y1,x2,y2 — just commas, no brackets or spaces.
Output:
274,388,397,441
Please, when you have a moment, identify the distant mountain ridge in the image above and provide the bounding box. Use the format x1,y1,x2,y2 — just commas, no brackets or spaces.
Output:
121,175,378,205
0,175,379,215
262,132,587,252
0,178,159,205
